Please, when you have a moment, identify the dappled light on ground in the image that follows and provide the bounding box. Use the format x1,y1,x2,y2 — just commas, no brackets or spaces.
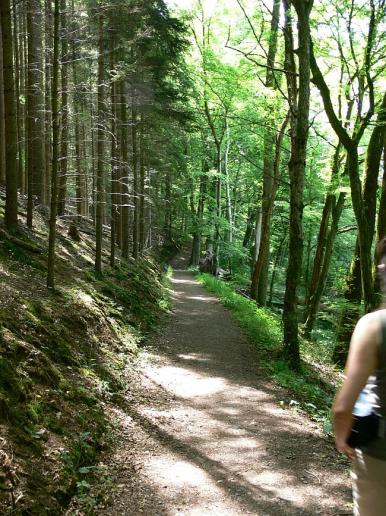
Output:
104,270,351,515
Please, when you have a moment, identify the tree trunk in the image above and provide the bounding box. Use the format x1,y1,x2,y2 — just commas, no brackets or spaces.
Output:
47,0,60,288
110,49,117,267
333,95,386,361
132,102,139,259
44,0,52,204
303,191,346,338
282,0,314,368
310,16,378,312
57,0,68,217
333,239,362,365
120,81,129,259
251,112,289,300
0,12,5,186
164,169,172,242
1,0,18,229
73,6,83,220
139,114,145,252
95,12,105,274
377,137,386,242
268,234,287,307
303,145,342,315
224,118,232,246
12,0,23,193
253,207,262,265
242,207,256,248
26,0,45,227
255,0,281,306
190,163,207,267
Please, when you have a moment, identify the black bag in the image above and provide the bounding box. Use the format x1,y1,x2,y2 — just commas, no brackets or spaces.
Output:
347,412,380,448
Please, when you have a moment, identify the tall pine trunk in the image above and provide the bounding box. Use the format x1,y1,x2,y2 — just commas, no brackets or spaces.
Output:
47,0,60,288
120,80,129,259
12,0,23,192
26,0,45,227
57,0,68,217
0,12,5,186
44,0,52,204
139,115,145,252
95,11,105,274
132,102,139,259
1,0,18,229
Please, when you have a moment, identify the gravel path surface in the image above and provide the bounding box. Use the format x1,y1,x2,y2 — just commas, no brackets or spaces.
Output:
102,259,351,515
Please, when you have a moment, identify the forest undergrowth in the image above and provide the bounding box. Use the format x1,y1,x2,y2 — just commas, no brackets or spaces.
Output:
196,273,343,434
0,191,172,515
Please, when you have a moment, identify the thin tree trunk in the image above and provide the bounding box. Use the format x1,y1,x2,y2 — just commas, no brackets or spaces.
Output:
251,113,289,300
26,0,45,227
268,234,287,307
72,5,83,219
95,11,104,274
12,0,23,192
132,102,139,259
224,118,232,245
377,137,386,242
47,0,60,288
253,0,281,306
120,80,129,259
1,0,18,229
333,239,362,365
190,158,208,267
303,145,342,315
82,122,89,217
57,0,68,217
253,207,262,265
303,192,346,338
242,207,256,248
0,12,5,186
110,48,117,267
22,9,28,194
19,6,27,194
139,115,145,252
164,169,172,241
44,0,52,204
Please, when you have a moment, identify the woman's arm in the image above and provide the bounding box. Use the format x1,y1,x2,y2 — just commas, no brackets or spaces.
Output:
333,312,379,461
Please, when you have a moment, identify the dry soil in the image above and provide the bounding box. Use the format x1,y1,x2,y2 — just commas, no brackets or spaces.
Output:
102,256,352,515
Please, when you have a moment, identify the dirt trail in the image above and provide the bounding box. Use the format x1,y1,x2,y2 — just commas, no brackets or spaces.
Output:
102,259,351,515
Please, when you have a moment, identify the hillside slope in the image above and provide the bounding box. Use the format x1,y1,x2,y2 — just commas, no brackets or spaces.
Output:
0,194,171,514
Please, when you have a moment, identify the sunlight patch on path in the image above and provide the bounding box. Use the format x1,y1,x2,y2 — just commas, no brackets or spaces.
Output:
116,270,351,515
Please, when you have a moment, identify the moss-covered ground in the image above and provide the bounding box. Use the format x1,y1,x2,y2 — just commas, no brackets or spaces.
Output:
0,192,172,514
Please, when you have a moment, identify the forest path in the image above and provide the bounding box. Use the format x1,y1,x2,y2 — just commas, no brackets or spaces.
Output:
101,258,351,515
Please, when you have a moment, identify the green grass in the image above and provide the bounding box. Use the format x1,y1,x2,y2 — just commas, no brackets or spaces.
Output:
196,273,334,430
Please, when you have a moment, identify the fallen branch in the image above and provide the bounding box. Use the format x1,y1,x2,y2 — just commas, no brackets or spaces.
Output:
0,228,43,254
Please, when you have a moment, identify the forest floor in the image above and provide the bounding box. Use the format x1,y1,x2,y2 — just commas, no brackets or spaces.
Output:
98,254,352,516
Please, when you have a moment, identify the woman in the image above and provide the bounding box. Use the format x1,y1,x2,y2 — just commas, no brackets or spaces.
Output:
333,241,386,515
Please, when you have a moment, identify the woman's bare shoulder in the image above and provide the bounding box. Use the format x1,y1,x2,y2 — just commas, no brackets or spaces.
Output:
354,310,383,343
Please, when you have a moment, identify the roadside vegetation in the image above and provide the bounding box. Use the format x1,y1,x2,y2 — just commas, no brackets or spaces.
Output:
0,197,171,514
197,273,340,433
